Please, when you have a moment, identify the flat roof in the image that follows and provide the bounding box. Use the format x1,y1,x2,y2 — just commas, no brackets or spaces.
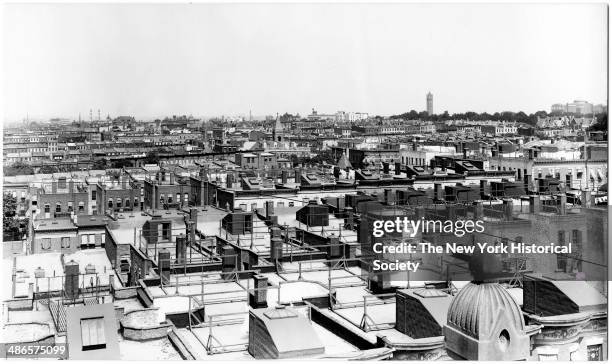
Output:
34,218,76,231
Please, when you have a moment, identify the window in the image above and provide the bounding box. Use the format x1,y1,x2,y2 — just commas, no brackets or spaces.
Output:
80,317,106,351
61,237,70,248
184,193,189,203
78,202,85,212
558,231,565,244
44,204,50,213
41,238,51,250
68,202,73,212
56,203,62,213
91,190,96,201
108,199,113,208
587,345,602,361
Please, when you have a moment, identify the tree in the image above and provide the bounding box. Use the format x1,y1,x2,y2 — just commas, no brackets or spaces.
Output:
143,151,160,165
289,154,300,167
111,159,134,169
39,165,59,174
589,113,608,132
3,193,27,241
92,159,107,170
4,162,35,176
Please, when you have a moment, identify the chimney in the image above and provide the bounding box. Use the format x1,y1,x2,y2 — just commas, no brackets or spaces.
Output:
473,201,484,219
382,162,390,175
64,260,80,300
462,148,467,159
338,196,345,210
121,176,127,189
523,174,531,193
384,189,395,205
447,204,457,220
415,205,425,220
270,226,281,239
558,194,567,215
503,199,513,221
529,195,541,214
281,170,288,184
68,179,74,193
328,235,342,258
175,234,187,264
395,162,401,175
226,173,234,188
170,173,175,184
581,190,592,208
434,183,444,201
333,167,340,179
344,207,354,228
270,237,283,261
34,266,45,278
249,274,268,308
221,245,237,280
158,249,171,284
265,201,275,218
189,207,198,223
294,168,301,183
153,185,159,210
52,181,58,194
479,180,488,198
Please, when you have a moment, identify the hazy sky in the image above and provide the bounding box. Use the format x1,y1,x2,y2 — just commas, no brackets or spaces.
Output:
3,2,608,121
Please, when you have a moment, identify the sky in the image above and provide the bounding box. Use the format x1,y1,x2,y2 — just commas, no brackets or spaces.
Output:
2,2,608,121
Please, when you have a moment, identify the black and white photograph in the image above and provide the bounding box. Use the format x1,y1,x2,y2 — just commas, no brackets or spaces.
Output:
0,1,609,362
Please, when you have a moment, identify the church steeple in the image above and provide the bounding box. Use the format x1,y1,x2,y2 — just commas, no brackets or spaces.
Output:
273,112,284,142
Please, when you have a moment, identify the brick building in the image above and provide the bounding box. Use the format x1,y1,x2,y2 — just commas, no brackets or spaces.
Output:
36,177,90,219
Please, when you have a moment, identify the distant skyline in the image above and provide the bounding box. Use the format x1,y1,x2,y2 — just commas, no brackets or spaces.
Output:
3,3,608,122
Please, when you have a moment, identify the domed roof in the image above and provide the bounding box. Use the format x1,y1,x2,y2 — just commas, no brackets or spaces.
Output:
447,282,524,339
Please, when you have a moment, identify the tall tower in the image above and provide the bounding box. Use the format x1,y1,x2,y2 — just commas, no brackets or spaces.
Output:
426,92,434,116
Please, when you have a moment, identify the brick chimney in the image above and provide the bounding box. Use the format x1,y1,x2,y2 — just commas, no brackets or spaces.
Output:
281,170,288,184
175,234,187,264
503,199,513,221
558,194,567,215
64,260,80,300
473,201,484,219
